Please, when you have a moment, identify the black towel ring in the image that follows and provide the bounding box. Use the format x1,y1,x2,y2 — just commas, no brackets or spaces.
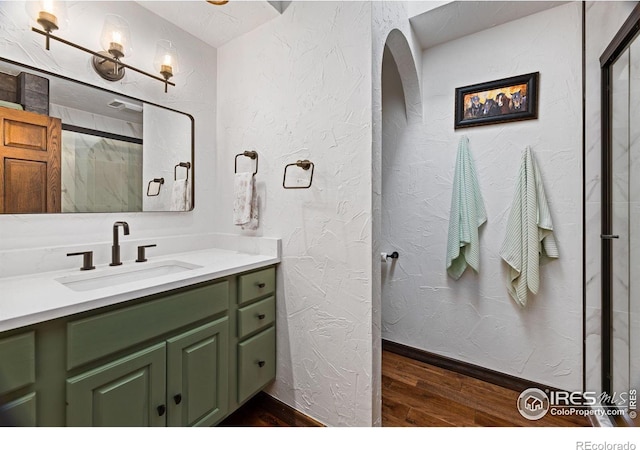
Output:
283,160,314,189
174,162,191,181
146,178,164,196
234,151,258,176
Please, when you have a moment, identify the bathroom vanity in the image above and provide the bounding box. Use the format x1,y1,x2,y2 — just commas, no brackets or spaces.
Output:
0,246,278,426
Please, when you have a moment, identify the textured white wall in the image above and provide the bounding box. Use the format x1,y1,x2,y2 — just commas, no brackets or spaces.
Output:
381,2,584,391
0,1,216,256
217,1,374,426
371,1,423,426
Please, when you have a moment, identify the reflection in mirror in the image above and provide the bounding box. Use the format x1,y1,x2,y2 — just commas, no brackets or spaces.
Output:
0,57,193,213
62,127,143,212
143,104,192,212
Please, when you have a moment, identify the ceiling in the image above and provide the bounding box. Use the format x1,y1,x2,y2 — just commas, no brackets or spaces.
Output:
135,1,283,49
410,1,569,49
138,1,570,52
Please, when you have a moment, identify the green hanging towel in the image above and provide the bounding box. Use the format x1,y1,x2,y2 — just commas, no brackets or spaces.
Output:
500,147,559,307
446,136,487,279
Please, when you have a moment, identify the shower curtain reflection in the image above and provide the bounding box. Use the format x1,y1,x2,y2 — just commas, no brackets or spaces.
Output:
61,129,143,213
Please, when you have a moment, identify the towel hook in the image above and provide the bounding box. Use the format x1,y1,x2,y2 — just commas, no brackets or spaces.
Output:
174,162,191,181
283,159,314,189
234,151,258,176
146,178,164,196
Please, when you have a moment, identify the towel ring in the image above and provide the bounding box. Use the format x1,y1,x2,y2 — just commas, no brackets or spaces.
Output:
174,162,191,181
283,160,314,189
146,178,164,196
234,151,258,176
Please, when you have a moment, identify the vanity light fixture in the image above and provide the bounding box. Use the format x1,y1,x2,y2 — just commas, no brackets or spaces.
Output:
27,0,67,50
154,40,179,93
30,5,176,92
91,14,132,83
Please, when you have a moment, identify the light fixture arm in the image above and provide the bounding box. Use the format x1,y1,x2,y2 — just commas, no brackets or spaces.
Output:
44,30,52,51
31,27,176,90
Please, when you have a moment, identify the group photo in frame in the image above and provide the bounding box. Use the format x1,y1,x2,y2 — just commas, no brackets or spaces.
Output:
454,72,539,129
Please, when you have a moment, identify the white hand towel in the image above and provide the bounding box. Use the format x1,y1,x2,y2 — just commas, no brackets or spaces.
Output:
500,147,559,307
233,172,258,229
446,135,487,279
170,179,190,211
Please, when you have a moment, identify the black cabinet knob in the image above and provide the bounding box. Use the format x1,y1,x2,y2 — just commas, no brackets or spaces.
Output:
257,360,266,368
173,394,182,405
257,313,266,320
256,282,266,289
157,404,166,416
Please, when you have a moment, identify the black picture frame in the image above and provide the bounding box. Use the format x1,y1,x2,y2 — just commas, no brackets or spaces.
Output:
454,72,539,129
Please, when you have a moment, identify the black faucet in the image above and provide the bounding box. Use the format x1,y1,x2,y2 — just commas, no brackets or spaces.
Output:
110,221,130,266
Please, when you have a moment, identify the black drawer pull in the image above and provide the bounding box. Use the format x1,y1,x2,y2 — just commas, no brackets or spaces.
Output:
257,360,266,368
157,404,166,416
257,313,266,320
256,282,266,289
174,394,182,405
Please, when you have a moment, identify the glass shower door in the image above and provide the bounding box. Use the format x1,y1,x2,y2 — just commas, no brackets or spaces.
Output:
628,35,640,413
606,32,639,419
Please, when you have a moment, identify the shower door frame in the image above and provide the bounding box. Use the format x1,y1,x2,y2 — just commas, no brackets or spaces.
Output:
600,2,640,410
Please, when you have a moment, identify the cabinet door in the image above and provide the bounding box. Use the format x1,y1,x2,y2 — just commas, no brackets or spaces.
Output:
66,343,166,427
167,318,229,427
237,326,276,404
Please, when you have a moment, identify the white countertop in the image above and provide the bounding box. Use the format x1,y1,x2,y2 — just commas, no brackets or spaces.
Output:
0,247,279,333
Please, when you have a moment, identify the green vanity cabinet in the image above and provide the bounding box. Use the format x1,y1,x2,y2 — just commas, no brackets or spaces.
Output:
234,268,277,406
66,318,229,427
0,264,277,427
0,332,37,426
65,281,230,427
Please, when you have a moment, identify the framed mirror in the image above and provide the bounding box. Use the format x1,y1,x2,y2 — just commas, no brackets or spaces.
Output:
0,57,194,214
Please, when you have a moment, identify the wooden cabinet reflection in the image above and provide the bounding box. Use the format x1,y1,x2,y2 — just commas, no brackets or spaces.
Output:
0,107,61,213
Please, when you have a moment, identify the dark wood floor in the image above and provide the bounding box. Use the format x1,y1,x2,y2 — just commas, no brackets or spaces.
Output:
221,350,592,427
220,391,323,427
382,350,590,427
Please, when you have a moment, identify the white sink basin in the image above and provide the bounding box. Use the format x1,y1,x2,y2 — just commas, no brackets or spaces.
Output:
56,260,203,292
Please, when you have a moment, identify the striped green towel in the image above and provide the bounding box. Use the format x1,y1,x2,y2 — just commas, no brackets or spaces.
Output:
500,147,559,307
446,136,487,279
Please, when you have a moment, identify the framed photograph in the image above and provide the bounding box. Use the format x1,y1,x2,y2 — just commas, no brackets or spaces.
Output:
454,72,539,129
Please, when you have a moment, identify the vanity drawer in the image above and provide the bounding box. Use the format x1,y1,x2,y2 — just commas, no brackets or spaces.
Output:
238,267,275,306
237,326,276,404
237,296,275,339
0,332,35,395
67,281,228,370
